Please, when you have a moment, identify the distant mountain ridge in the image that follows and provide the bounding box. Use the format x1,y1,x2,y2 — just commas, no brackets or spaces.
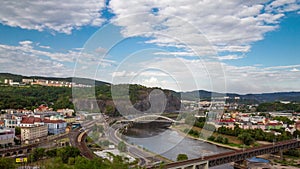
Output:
181,90,300,103
1,73,300,103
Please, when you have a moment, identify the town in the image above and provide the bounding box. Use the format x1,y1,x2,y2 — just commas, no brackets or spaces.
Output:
1,80,300,169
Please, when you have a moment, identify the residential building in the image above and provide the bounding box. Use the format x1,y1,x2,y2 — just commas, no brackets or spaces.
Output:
4,114,22,128
34,104,53,113
4,118,17,128
266,121,283,130
22,79,34,84
21,125,48,144
64,117,76,124
0,127,15,146
250,116,266,124
20,116,44,127
44,119,67,135
20,116,48,144
269,112,293,118
57,109,74,117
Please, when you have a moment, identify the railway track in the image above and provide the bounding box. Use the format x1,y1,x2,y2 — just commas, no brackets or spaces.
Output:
76,131,95,159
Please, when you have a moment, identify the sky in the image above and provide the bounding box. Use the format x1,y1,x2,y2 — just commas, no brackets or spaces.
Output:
0,0,300,94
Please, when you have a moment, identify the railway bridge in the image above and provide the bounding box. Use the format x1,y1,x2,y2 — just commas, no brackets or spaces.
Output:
0,133,69,157
160,139,300,169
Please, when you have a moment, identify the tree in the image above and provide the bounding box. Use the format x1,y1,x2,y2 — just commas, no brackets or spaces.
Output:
15,126,21,135
118,141,127,152
101,140,110,147
238,133,255,146
0,157,15,169
30,148,45,162
57,146,80,163
177,154,188,161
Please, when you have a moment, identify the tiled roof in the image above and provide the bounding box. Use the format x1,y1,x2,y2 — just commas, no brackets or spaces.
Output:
21,117,43,124
43,119,66,123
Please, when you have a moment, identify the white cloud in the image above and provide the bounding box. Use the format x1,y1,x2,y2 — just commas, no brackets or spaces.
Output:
112,71,137,77
0,42,76,63
109,0,299,55
290,68,300,72
0,42,116,78
216,55,245,61
19,40,33,47
154,51,198,57
266,0,300,13
102,56,300,94
0,43,73,77
39,45,51,49
0,0,106,34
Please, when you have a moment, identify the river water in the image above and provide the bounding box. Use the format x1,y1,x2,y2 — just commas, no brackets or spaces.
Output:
123,124,233,168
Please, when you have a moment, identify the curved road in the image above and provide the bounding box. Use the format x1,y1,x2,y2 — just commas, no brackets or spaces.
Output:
106,126,148,166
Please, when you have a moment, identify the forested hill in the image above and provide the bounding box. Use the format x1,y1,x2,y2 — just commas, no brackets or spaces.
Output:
0,73,110,86
1,73,300,113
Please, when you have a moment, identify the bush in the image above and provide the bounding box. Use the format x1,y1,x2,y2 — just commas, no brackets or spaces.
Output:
215,136,223,143
208,136,215,141
223,137,229,144
177,154,188,161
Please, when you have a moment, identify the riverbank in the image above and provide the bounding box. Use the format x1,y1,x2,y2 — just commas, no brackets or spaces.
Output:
170,125,241,150
116,128,173,164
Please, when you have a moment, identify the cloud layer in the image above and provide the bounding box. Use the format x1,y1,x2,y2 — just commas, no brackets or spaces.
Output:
109,0,299,54
0,0,106,34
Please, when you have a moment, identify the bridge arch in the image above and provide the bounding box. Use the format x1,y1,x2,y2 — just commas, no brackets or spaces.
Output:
130,114,177,123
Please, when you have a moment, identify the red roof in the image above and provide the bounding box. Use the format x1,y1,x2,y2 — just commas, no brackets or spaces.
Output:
43,119,66,124
219,119,235,123
21,117,42,124
267,122,282,126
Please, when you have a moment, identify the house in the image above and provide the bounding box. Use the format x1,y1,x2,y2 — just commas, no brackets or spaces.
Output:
285,127,296,134
57,109,74,117
44,119,67,135
34,104,53,113
0,127,15,147
250,116,266,124
0,120,4,127
295,121,300,131
4,114,22,128
266,121,283,130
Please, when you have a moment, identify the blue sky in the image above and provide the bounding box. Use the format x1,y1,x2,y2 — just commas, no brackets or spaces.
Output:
0,0,300,94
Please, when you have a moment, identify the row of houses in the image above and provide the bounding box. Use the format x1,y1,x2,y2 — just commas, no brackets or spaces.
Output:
213,111,300,135
3,78,92,88
0,108,78,146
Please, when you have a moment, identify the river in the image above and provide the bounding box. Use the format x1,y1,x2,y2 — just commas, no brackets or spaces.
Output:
123,123,233,168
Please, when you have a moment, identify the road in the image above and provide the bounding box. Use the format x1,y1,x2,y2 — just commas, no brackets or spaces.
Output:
106,125,154,166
